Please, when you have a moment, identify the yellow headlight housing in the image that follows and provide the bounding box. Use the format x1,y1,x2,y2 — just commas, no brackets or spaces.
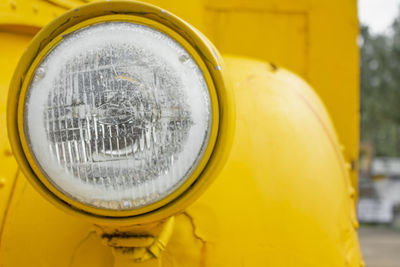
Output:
7,1,235,225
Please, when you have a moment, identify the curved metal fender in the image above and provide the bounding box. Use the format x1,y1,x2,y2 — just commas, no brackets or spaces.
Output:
0,56,363,267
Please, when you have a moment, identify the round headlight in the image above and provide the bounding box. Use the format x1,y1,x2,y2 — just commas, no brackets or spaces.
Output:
8,1,234,222
24,21,212,210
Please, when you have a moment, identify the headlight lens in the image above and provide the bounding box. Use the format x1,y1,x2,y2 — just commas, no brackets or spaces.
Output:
23,22,212,210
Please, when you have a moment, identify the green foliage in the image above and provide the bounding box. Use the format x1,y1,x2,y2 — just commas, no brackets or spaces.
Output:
361,23,400,156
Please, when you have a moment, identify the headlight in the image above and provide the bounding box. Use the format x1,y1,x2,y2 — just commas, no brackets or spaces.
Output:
25,21,212,210
8,1,234,223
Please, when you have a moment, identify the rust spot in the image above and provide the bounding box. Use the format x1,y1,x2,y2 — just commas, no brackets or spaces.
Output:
9,0,16,10
350,160,357,171
270,63,278,72
4,149,13,157
101,232,150,239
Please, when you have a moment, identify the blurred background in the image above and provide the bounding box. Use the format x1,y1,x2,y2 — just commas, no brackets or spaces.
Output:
358,0,400,266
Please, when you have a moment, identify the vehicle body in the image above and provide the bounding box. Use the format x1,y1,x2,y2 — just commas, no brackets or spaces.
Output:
0,0,363,266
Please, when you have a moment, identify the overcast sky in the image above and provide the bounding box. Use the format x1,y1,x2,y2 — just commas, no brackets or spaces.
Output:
359,0,400,34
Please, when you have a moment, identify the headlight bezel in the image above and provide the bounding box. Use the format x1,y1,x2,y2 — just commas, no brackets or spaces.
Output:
7,1,235,224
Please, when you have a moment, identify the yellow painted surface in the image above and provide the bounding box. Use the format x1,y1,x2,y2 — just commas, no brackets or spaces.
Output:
0,0,362,266
201,0,360,195
0,56,363,266
0,31,31,238
0,0,67,27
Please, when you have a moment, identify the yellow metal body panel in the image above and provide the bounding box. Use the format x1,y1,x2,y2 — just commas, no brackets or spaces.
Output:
0,31,29,237
0,0,65,27
0,0,362,266
202,0,360,194
0,56,362,266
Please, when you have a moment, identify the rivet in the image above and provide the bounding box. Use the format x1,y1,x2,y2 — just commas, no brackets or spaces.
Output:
35,67,46,80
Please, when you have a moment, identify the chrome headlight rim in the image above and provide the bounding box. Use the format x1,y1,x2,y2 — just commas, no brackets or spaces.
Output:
8,1,234,224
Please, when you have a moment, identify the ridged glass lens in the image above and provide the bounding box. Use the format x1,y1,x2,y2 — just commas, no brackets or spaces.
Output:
23,22,212,210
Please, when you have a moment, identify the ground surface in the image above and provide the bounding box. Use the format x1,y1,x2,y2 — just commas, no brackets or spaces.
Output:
359,226,400,267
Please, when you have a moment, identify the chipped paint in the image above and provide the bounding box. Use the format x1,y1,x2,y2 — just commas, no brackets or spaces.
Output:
270,63,278,72
98,217,175,263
